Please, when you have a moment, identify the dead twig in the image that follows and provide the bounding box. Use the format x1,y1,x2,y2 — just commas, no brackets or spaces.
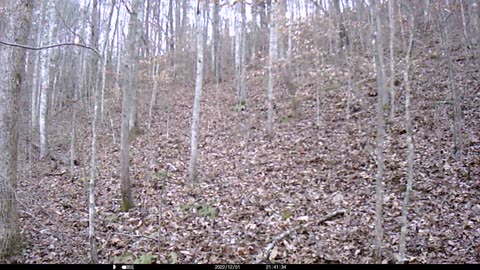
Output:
255,209,346,264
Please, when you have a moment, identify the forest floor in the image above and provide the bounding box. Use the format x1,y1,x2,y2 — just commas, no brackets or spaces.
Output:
6,26,480,264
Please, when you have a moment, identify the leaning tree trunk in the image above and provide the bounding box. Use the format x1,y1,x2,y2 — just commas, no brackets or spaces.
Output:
188,0,205,183
0,0,33,259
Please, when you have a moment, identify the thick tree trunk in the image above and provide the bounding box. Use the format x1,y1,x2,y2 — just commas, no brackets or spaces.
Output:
188,1,205,183
38,0,57,159
120,0,143,211
0,0,33,259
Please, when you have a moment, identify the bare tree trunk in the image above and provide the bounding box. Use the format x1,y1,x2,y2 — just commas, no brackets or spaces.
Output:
0,0,33,258
39,0,57,159
438,5,463,159
389,0,396,118
251,0,258,61
188,1,205,183
471,1,479,47
267,0,278,138
399,5,415,263
88,0,100,263
236,0,247,104
120,0,143,211
278,0,287,59
424,0,430,24
213,0,221,83
369,0,386,263
100,0,116,122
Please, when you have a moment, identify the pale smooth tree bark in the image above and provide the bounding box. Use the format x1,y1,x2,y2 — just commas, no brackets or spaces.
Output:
120,0,143,211
235,0,247,104
369,0,386,263
188,0,205,183
88,0,100,263
38,0,57,158
0,0,33,258
389,0,396,118
471,1,479,47
267,0,278,137
212,0,221,83
399,5,415,263
100,0,116,122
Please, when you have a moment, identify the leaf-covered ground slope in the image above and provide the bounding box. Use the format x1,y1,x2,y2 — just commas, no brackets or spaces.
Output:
7,24,480,264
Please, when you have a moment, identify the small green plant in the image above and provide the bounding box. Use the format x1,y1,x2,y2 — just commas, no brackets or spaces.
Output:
198,203,217,219
169,252,178,263
230,103,247,112
155,169,169,178
281,209,293,220
180,203,196,211
113,253,134,264
180,202,217,219
134,253,155,264
282,116,290,123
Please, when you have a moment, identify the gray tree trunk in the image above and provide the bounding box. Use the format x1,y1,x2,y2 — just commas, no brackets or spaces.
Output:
120,0,143,211
389,0,396,118
471,1,479,47
0,0,33,259
369,0,386,263
38,0,57,158
236,0,247,104
399,5,415,263
188,1,205,183
267,0,278,138
438,5,463,159
88,0,100,263
212,0,221,83
100,0,116,122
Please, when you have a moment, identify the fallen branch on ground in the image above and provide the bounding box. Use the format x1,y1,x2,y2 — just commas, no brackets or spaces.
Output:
255,209,346,264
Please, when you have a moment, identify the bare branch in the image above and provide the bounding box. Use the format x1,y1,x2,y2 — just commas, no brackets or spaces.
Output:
0,40,100,56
